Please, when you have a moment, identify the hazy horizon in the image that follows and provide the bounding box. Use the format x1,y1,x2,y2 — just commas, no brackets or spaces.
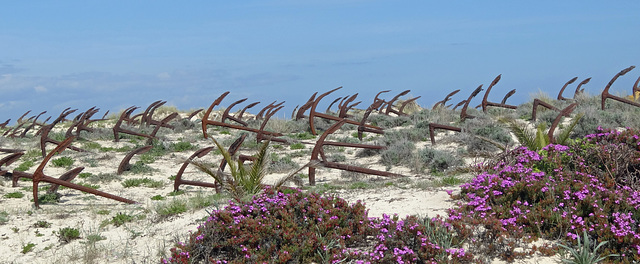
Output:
2,1,639,124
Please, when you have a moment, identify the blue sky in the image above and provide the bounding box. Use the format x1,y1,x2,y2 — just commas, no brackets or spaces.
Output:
1,1,639,123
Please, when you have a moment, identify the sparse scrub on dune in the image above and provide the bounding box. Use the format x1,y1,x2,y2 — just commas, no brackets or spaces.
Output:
170,141,197,152
268,153,298,173
380,139,415,168
0,211,8,225
51,156,74,168
412,146,463,173
369,113,412,128
456,116,512,154
380,127,428,145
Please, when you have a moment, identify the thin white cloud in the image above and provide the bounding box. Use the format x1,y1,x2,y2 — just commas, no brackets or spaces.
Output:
34,85,47,92
157,72,171,80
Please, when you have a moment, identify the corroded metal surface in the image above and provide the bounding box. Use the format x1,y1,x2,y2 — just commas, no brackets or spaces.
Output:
173,146,216,192
548,103,578,144
13,137,136,209
433,89,460,109
574,78,591,98
357,100,385,141
557,77,578,101
256,106,290,144
113,106,149,142
531,99,560,121
303,87,381,136
40,109,86,157
338,94,361,118
0,152,23,177
174,135,249,193
479,75,517,113
202,92,283,139
221,98,249,126
309,120,402,186
460,85,483,121
428,123,462,145
117,145,153,175
601,66,639,110
112,105,173,143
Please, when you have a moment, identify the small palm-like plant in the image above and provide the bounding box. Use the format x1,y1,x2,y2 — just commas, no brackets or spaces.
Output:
500,112,583,151
557,230,618,264
193,138,316,202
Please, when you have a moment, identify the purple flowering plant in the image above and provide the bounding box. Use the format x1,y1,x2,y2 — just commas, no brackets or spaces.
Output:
163,187,474,263
449,127,640,263
163,127,640,263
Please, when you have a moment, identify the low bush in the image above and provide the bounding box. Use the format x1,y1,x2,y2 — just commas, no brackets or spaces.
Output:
51,157,74,168
448,128,640,262
414,147,463,173
163,187,473,263
122,178,164,188
56,227,81,243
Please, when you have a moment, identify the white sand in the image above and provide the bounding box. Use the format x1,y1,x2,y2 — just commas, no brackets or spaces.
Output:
0,117,558,264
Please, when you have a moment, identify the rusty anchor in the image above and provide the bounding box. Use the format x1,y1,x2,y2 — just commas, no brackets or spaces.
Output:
12,137,136,209
337,94,361,118
257,101,284,120
308,119,403,186
531,99,561,122
357,99,385,141
65,107,104,138
256,105,291,145
557,77,591,101
433,89,460,110
113,106,177,143
220,98,251,126
173,135,250,193
186,109,204,120
298,87,382,136
0,150,24,177
460,85,484,121
428,123,462,145
601,66,639,110
478,75,517,113
557,77,578,101
201,92,283,139
117,145,153,175
547,103,579,144
377,90,421,116
40,109,87,157
326,96,343,114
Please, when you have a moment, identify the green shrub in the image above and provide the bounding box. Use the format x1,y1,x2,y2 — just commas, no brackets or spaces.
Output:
37,193,61,205
21,243,36,254
51,156,74,168
33,220,51,228
128,161,157,174
102,212,137,227
122,178,164,188
155,199,188,218
0,211,8,225
414,147,463,173
14,160,35,172
289,142,305,150
56,227,81,243
171,141,197,152
151,195,165,201
380,140,415,167
4,191,25,199
291,132,316,140
268,154,297,173
78,172,93,179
